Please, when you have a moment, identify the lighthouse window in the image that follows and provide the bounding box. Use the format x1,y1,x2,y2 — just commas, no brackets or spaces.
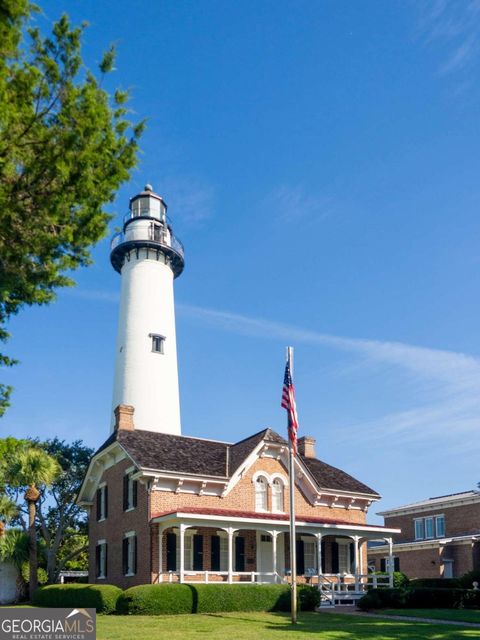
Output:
150,334,165,354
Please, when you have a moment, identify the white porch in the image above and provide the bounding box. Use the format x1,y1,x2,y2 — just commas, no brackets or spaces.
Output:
151,511,399,604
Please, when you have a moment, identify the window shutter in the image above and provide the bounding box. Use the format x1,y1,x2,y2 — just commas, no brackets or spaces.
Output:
95,545,100,577
96,489,101,521
193,534,203,571
123,475,128,511
211,536,220,572
380,558,386,573
235,536,245,572
133,536,137,575
349,542,355,572
394,557,400,572
296,540,305,575
133,480,138,508
321,539,326,573
104,486,108,519
104,543,108,577
332,542,339,574
122,538,128,575
166,532,177,571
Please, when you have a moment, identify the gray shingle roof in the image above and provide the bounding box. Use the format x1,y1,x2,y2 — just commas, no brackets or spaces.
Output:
95,427,378,496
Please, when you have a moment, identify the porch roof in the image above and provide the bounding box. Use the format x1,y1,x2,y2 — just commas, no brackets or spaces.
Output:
151,506,399,535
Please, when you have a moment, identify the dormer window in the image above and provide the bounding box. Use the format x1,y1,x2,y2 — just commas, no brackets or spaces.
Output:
255,476,268,511
150,334,165,354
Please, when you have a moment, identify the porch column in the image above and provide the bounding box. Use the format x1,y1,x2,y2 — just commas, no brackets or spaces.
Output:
227,528,234,584
315,533,322,584
179,524,187,584
353,536,360,590
158,527,163,583
387,537,394,587
272,531,279,582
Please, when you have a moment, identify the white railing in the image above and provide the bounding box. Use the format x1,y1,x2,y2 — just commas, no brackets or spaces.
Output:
162,571,288,584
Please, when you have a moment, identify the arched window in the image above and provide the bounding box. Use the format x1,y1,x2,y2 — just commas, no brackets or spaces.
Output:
272,478,284,512
255,476,268,511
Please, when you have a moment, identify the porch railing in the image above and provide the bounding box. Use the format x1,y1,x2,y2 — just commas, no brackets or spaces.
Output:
162,571,288,584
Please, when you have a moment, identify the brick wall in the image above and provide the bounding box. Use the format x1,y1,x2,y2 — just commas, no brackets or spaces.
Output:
150,456,368,525
385,501,480,543
88,458,151,589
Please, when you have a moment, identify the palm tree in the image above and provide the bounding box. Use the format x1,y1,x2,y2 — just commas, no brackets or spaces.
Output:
0,494,18,537
8,449,61,599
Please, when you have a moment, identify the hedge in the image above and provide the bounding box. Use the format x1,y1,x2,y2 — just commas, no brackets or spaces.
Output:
409,578,460,589
458,570,480,590
117,583,320,615
32,584,122,614
357,587,480,611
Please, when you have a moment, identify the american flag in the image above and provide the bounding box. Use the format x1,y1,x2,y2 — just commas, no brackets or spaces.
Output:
281,358,299,454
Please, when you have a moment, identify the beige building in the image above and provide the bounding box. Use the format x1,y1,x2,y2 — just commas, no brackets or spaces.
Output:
368,490,480,579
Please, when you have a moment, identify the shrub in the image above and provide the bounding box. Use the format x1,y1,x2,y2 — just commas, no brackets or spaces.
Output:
406,588,467,609
32,584,122,614
117,583,319,615
357,588,407,611
458,570,480,590
410,578,460,589
117,584,193,615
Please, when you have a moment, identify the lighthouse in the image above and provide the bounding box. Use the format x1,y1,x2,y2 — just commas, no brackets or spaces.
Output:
109,185,184,434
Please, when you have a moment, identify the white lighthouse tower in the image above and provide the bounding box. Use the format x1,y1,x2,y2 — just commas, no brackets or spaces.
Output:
110,185,184,434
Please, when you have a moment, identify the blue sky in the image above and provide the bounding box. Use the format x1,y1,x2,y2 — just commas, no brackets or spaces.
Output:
3,0,480,523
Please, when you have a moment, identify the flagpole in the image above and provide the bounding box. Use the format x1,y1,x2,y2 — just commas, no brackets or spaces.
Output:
287,346,297,624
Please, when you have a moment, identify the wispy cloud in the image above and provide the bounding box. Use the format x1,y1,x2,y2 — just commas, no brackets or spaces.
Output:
262,185,335,223
178,303,480,453
63,291,480,454
416,0,480,76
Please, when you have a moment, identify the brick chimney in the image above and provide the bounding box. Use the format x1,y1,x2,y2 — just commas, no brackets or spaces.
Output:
113,404,135,431
298,435,316,458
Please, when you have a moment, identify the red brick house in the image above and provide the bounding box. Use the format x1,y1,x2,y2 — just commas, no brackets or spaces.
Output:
77,404,398,598
368,490,480,579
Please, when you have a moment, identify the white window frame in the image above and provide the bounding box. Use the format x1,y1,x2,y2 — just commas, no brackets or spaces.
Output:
124,469,136,512
425,517,434,539
124,530,136,577
302,537,317,573
435,515,445,538
98,483,107,522
255,476,268,512
97,539,107,579
336,539,352,575
271,478,285,513
414,518,424,540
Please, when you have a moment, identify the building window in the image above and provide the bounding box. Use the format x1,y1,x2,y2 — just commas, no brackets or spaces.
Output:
96,541,107,578
150,334,165,354
303,540,317,573
123,471,138,511
414,518,425,540
272,478,284,512
425,517,434,539
122,532,137,576
435,515,445,538
337,540,352,574
96,485,108,521
255,476,268,511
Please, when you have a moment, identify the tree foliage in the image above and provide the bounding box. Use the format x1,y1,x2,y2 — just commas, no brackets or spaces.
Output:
0,436,93,584
0,1,144,413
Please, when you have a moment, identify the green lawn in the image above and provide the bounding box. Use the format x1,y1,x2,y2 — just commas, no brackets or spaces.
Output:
382,609,480,624
94,611,478,640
